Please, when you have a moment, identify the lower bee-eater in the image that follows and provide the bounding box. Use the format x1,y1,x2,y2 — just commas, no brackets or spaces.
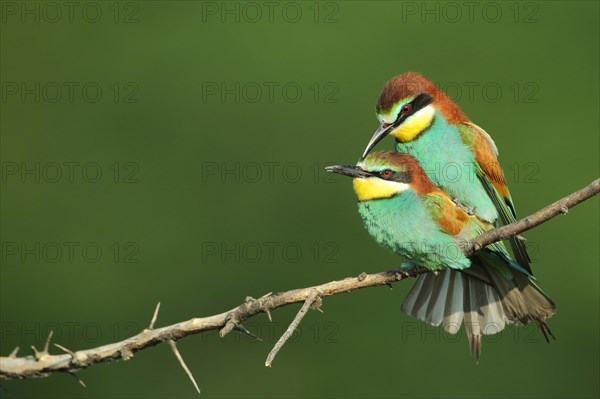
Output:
326,151,555,361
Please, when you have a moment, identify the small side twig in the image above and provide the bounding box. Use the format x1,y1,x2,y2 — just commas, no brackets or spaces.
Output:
265,289,320,368
168,340,200,395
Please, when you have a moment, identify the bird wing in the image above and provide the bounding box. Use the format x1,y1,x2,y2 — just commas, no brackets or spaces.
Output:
457,121,532,274
422,191,513,261
421,191,472,237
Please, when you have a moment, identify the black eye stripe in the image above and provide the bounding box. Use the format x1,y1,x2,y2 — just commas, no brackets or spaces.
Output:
373,170,411,183
394,93,434,125
412,93,434,110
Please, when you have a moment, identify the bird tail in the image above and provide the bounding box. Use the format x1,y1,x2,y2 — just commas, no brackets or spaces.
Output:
401,251,556,362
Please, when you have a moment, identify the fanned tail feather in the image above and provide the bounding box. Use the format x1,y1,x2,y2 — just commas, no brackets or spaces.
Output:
401,257,556,362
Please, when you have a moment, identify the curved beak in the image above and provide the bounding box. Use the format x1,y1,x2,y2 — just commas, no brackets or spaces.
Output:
325,164,371,178
361,123,394,160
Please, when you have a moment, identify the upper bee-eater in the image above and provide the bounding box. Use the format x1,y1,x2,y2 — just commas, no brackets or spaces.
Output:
326,151,555,360
362,72,531,274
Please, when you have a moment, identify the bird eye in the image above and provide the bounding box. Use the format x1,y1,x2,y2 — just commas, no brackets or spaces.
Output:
380,169,393,179
401,104,412,114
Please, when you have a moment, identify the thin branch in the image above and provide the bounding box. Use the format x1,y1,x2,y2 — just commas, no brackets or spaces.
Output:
464,178,600,256
265,289,320,368
168,340,200,395
0,177,598,383
0,266,427,381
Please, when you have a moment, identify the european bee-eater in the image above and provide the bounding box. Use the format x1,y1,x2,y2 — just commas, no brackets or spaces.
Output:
326,151,555,360
362,72,531,274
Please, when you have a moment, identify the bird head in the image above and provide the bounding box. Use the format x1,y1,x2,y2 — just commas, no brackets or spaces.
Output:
362,72,467,159
326,151,438,201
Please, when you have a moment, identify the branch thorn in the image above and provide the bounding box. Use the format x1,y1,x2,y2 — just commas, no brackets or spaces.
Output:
234,324,262,341
8,346,19,358
54,343,75,357
31,346,42,361
43,330,54,354
67,371,87,388
148,302,161,330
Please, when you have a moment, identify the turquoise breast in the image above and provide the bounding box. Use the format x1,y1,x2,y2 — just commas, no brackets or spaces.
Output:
357,192,470,270
395,111,498,223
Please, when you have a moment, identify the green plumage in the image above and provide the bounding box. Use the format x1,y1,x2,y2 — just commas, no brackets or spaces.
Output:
327,151,556,361
357,192,470,270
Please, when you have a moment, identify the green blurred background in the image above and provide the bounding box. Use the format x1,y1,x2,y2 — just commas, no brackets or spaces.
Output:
1,1,599,398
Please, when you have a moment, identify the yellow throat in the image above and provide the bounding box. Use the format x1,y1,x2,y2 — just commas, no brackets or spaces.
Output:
352,178,410,201
390,104,435,142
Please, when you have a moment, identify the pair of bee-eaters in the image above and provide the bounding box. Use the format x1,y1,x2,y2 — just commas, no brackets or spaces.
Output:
326,73,555,361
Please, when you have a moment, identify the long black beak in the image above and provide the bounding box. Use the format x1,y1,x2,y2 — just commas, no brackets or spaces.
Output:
325,164,371,178
361,123,394,160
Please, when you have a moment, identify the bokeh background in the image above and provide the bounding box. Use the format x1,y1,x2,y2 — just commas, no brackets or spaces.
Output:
1,1,599,398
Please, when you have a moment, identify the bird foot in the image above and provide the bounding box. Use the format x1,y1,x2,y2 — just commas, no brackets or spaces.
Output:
452,197,476,215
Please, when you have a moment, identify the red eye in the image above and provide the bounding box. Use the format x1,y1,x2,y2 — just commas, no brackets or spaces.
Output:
381,170,393,178
401,104,412,114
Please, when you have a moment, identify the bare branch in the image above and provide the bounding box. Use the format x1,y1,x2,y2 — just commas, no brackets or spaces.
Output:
0,266,426,381
0,177,598,384
168,340,200,395
464,178,600,256
265,289,320,368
